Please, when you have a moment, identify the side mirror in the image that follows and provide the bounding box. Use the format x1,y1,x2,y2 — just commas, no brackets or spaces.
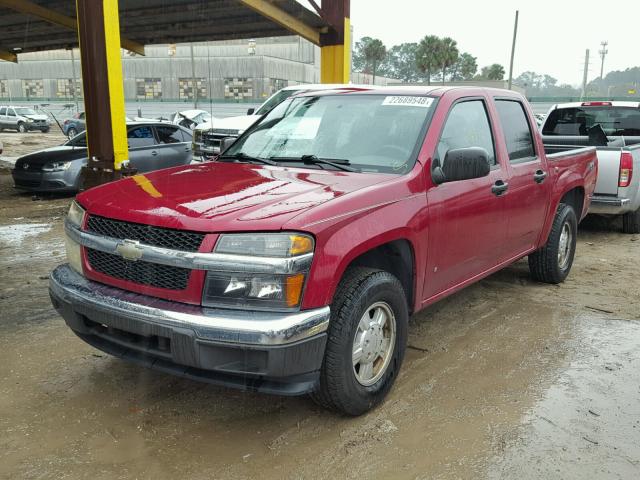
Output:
247,108,255,115
433,147,491,184
220,137,236,153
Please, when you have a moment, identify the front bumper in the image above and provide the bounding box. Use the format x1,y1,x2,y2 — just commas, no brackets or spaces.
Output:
589,195,632,215
11,168,79,192
49,264,330,395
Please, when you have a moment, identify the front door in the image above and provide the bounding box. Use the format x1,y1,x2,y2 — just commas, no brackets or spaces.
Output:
154,125,192,169
423,98,509,300
493,99,550,260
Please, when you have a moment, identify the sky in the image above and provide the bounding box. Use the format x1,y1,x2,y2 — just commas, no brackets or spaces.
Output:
302,0,639,86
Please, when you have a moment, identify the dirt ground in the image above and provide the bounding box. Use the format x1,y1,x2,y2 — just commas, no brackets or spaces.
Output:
0,133,639,479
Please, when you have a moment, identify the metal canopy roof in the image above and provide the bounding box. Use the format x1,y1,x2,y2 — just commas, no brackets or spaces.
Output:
0,0,327,56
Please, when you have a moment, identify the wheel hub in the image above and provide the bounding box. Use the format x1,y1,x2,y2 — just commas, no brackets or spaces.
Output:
352,301,397,387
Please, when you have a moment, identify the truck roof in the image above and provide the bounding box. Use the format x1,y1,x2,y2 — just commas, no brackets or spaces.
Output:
294,85,524,99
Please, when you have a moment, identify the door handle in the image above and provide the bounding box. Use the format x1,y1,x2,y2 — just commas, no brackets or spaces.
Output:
491,180,509,196
533,169,547,183
150,150,158,156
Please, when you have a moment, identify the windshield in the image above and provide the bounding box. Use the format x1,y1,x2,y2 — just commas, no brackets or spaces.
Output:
543,106,640,136
15,108,37,116
225,94,434,174
254,89,301,116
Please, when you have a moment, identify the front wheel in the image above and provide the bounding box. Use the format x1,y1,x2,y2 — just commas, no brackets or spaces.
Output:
17,122,27,133
40,127,50,133
67,127,78,138
312,267,408,416
528,203,577,284
622,208,640,234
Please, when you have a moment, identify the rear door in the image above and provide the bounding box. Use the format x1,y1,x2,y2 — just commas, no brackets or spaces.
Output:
153,125,192,168
493,98,550,259
424,96,509,300
0,107,6,128
126,125,158,172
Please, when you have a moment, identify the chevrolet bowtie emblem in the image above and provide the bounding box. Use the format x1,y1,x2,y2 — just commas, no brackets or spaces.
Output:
23,163,29,170
115,239,144,261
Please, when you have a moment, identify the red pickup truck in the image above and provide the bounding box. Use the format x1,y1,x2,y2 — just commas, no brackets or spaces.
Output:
50,87,597,415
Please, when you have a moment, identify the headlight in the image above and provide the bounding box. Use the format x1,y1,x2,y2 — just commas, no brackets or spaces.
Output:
26,118,33,123
42,161,72,172
202,233,314,310
66,200,85,228
193,130,202,142
65,201,85,273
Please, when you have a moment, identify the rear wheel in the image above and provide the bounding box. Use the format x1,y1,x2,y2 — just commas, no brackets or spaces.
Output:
67,127,78,138
528,203,577,284
312,267,408,416
622,208,640,234
17,122,26,133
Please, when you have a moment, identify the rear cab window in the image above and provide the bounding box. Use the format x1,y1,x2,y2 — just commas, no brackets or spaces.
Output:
543,106,640,137
495,100,536,162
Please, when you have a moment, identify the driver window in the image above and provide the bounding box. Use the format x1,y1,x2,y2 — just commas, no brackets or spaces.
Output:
8,109,15,117
436,100,496,167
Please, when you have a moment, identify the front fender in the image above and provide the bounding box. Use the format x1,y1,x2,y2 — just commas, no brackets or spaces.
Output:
300,194,427,311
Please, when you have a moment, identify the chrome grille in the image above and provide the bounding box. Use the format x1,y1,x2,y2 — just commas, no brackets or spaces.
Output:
87,249,190,290
86,215,204,252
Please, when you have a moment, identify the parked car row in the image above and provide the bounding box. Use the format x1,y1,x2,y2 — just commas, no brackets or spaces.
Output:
49,86,600,416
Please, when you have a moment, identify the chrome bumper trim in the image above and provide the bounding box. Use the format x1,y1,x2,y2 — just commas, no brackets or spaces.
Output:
50,264,330,346
590,196,630,207
65,220,313,274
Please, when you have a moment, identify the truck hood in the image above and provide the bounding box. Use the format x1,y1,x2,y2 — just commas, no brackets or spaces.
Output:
24,114,49,121
77,162,396,233
195,114,258,133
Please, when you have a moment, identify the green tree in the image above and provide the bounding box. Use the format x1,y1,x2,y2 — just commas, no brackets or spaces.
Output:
450,52,477,81
385,43,421,82
478,63,506,80
439,37,459,84
362,38,387,84
416,35,442,85
352,36,373,72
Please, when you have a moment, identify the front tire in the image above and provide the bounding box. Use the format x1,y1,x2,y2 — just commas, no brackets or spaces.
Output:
67,127,78,138
40,127,50,133
528,203,577,284
312,267,408,416
622,208,640,234
17,122,26,133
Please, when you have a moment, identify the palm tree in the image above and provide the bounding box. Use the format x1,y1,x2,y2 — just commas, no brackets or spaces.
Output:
439,37,459,84
416,35,442,85
362,38,387,84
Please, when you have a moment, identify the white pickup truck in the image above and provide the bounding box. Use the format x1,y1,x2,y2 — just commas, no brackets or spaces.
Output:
542,101,640,233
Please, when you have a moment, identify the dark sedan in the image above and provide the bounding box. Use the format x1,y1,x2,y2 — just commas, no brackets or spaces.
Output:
12,122,193,193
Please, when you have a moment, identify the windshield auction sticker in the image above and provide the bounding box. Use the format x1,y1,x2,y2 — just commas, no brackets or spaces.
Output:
382,96,433,108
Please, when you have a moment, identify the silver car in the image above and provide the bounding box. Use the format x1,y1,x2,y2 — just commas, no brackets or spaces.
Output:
0,106,50,133
11,122,193,193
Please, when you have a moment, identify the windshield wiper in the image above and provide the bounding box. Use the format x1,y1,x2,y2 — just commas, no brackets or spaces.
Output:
269,155,357,172
218,152,278,166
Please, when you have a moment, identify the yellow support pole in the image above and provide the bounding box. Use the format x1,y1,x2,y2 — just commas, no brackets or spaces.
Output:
76,0,129,188
320,17,350,84
319,0,350,84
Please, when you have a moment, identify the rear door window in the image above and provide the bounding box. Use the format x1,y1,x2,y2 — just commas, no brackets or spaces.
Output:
542,106,640,136
155,125,183,144
495,100,536,162
127,126,155,148
0,108,5,115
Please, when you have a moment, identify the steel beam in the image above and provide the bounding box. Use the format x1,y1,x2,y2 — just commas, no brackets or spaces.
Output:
0,0,145,55
237,0,321,44
76,0,129,189
0,50,17,63
319,0,350,84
